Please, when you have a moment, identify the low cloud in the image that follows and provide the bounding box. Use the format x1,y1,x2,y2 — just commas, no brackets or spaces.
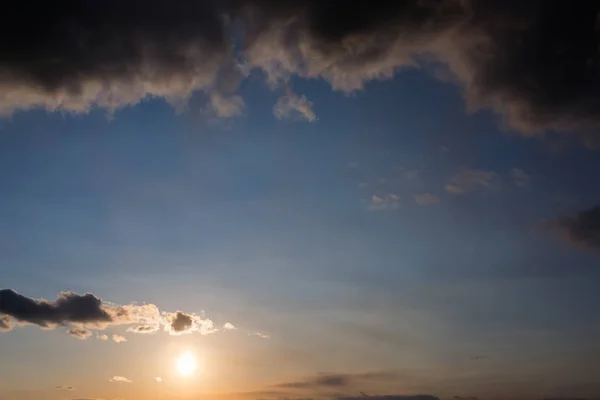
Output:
56,386,75,391
275,372,399,389
112,334,127,343
1,1,600,138
223,322,236,330
0,289,228,339
68,328,93,340
540,205,600,251
414,193,440,206
109,376,132,383
0,290,111,329
368,194,400,211
339,395,440,400
445,169,500,195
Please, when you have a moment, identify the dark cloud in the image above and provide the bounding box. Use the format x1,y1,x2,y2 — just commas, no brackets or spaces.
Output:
169,311,194,333
1,1,600,134
0,289,111,328
338,395,440,400
56,386,75,391
0,289,222,337
541,205,600,251
67,328,93,340
275,372,398,389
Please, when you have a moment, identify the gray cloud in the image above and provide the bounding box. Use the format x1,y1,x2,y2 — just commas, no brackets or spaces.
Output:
0,289,111,328
1,1,599,134
273,91,317,122
275,372,400,389
67,328,93,340
0,289,224,337
55,386,75,391
414,193,440,206
541,205,600,252
338,395,440,400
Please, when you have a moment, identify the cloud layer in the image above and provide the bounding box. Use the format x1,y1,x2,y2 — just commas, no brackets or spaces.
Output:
1,1,600,134
0,289,223,338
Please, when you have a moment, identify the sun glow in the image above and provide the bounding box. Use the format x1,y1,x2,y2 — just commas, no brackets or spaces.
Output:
176,352,197,377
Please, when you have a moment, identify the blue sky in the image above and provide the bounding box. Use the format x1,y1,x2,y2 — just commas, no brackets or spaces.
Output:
2,70,600,400
1,2,600,400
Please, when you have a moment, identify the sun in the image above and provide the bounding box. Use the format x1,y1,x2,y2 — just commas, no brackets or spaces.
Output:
176,352,197,377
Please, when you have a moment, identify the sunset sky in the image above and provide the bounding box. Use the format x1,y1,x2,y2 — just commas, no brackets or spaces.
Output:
1,2,600,400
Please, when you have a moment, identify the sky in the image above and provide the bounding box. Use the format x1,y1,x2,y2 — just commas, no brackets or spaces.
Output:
1,1,600,400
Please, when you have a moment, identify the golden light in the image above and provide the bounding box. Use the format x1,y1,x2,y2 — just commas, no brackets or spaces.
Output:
176,352,197,377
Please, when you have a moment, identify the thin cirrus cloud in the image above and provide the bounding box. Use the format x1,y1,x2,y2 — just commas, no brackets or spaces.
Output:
0,289,229,339
1,2,599,136
445,169,501,195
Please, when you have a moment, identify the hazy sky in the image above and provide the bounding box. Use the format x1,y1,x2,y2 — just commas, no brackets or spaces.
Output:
1,2,600,400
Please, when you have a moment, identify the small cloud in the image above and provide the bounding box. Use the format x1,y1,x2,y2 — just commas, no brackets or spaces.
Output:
67,328,92,340
112,334,127,343
208,93,245,118
163,311,217,336
0,315,13,332
414,193,440,206
273,92,317,122
250,331,270,339
368,194,400,211
540,204,600,251
126,324,160,334
109,376,132,383
511,168,531,187
445,169,500,195
55,385,75,391
223,322,236,330
155,377,163,383
96,333,109,341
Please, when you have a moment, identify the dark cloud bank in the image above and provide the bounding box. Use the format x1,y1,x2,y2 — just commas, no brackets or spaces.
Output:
1,0,600,133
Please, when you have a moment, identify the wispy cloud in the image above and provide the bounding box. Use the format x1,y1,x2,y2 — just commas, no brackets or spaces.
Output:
249,332,270,339
273,91,317,122
511,168,531,187
155,377,163,383
414,193,440,206
445,169,500,195
368,194,400,211
96,333,108,341
109,376,132,383
55,385,75,391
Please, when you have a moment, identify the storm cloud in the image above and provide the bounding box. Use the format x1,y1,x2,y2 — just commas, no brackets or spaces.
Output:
1,1,599,134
